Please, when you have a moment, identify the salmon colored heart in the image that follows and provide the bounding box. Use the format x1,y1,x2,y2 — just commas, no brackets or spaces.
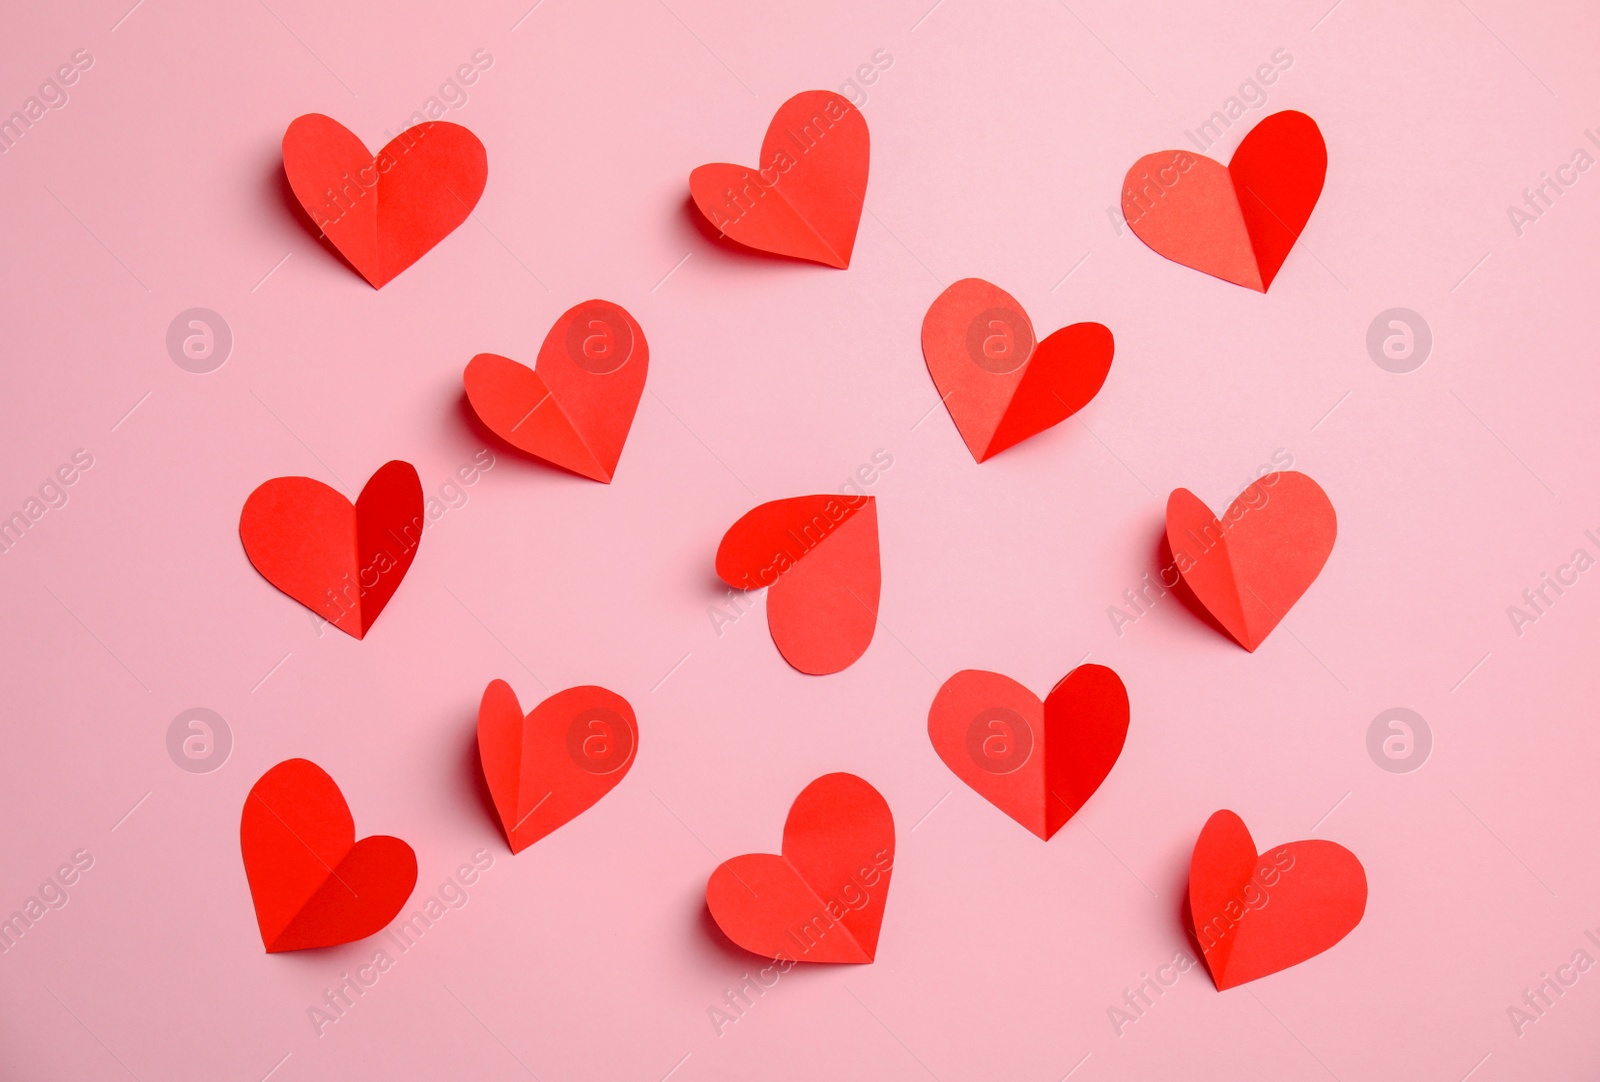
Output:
689,90,868,268
477,680,638,854
706,773,894,963
463,300,648,483
1187,809,1366,990
716,494,880,675
1165,471,1336,652
921,278,1114,462
1121,110,1325,292
928,665,1128,840
282,114,487,288
239,460,424,640
240,759,417,953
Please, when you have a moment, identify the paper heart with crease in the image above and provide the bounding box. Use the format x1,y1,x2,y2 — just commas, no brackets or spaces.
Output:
928,665,1128,840
1121,110,1325,291
240,759,417,953
1187,809,1366,990
463,300,648,483
477,680,638,854
921,278,1114,462
239,460,424,639
282,114,487,288
689,90,868,268
1165,471,1335,652
716,494,879,674
706,773,894,963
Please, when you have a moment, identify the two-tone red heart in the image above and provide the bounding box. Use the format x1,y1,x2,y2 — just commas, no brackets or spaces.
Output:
921,278,1114,462
928,664,1129,839
477,680,638,853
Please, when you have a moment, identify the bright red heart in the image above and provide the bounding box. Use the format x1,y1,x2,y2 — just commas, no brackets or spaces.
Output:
240,759,417,953
716,494,880,675
1121,111,1325,292
239,460,424,639
463,300,648,483
706,773,894,963
282,114,488,288
1165,471,1336,652
477,680,638,854
1187,809,1366,990
928,665,1128,840
689,90,869,268
921,278,1114,462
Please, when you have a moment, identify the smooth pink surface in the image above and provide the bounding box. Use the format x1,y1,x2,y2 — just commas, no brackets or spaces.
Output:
1,1,1597,1079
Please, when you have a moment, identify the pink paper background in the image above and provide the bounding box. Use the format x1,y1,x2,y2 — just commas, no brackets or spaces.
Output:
3,0,1597,1078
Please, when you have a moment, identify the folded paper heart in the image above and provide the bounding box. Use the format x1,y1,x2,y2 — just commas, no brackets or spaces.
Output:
690,90,869,268
716,494,880,674
282,114,487,288
1187,809,1366,989
928,665,1128,839
477,680,638,853
240,759,417,953
463,300,648,483
921,278,1114,462
706,773,894,963
1121,110,1325,292
1165,471,1335,651
239,460,424,640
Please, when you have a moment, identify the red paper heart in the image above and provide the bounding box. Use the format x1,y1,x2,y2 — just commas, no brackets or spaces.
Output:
1121,111,1325,292
1165,471,1335,652
463,300,648,483
706,773,894,963
1187,809,1366,990
689,91,869,268
282,114,487,288
239,460,424,639
928,665,1128,840
716,495,880,674
240,759,417,953
921,278,1114,462
477,680,638,854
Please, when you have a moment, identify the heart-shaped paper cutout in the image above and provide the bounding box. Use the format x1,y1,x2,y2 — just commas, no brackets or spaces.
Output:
689,90,868,268
706,773,894,963
283,114,488,288
1121,111,1325,292
240,460,424,639
921,278,1114,462
463,300,648,483
1166,471,1335,652
716,494,880,674
240,758,417,953
477,680,638,853
928,664,1128,839
1187,809,1366,989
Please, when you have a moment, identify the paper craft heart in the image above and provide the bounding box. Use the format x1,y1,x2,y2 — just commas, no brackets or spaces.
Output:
1121,111,1325,292
239,460,424,639
240,759,417,953
477,680,638,854
928,665,1128,840
1187,809,1366,990
716,494,880,674
1165,471,1335,652
706,773,894,963
463,300,648,483
921,278,1114,462
282,114,488,288
689,90,869,268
